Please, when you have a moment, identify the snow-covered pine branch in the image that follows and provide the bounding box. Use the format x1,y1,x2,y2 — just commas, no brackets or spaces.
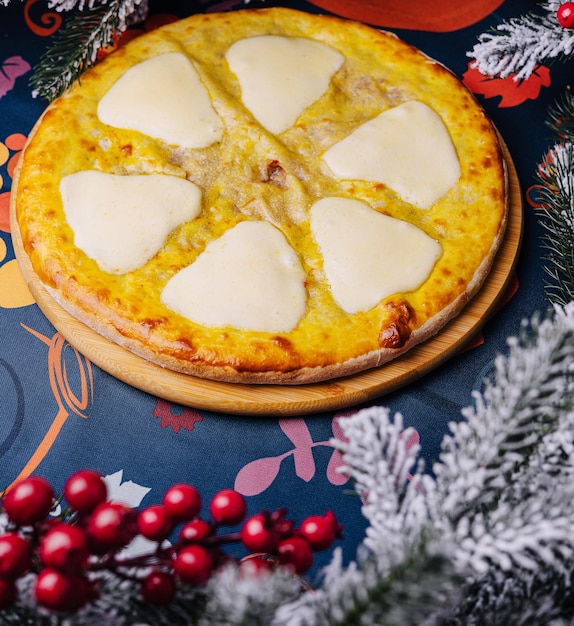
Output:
469,1,574,79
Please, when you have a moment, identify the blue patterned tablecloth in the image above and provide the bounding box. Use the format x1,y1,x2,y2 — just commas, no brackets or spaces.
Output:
0,0,567,577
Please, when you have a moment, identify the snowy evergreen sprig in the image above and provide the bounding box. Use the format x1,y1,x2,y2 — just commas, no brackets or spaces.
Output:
535,89,574,307
469,1,574,80
28,0,148,101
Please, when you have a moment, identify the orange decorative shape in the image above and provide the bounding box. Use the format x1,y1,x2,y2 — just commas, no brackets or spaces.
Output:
306,0,504,32
463,63,551,108
5,134,27,151
7,152,21,180
0,192,10,232
0,258,35,307
24,0,62,36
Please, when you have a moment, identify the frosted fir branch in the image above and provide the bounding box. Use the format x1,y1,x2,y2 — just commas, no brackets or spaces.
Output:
199,563,301,626
468,1,574,80
536,142,574,306
434,303,574,527
274,545,459,626
29,0,148,101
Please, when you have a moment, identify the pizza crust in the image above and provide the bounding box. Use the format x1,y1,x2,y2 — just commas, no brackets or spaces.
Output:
14,8,508,385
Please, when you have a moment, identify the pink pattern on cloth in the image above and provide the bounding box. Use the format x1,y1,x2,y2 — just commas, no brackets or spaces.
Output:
234,417,349,497
0,56,31,99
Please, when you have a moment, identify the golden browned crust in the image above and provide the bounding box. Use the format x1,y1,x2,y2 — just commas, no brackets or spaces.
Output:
14,7,508,384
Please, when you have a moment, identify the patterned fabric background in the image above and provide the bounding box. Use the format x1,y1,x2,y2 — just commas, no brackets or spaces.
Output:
0,0,568,576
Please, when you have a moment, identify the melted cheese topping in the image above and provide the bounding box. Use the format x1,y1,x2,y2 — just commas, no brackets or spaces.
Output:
60,171,202,274
310,197,442,313
97,52,224,148
161,221,307,332
322,100,461,209
225,35,344,134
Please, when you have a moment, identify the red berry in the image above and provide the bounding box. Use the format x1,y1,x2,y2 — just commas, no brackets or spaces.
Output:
240,513,278,552
173,544,213,585
299,511,341,551
63,470,107,514
239,556,274,579
179,519,212,543
558,2,574,28
0,578,17,609
138,505,173,541
39,524,89,573
0,533,32,579
3,476,54,525
209,489,246,526
86,502,137,554
35,568,89,612
162,484,201,522
277,536,313,574
141,569,176,605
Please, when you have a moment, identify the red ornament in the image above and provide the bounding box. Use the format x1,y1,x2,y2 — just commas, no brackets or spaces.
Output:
34,568,89,612
0,532,33,579
209,489,246,526
63,470,107,514
39,524,89,573
240,513,279,553
179,519,212,543
0,578,17,609
86,502,138,553
299,511,342,551
137,505,173,541
277,536,314,574
558,2,574,28
3,476,54,525
173,544,213,585
162,483,202,522
141,570,177,605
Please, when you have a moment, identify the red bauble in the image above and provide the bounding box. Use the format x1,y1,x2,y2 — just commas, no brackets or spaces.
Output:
299,511,341,551
240,513,278,553
39,524,89,573
86,502,138,553
0,578,17,609
173,544,213,585
0,532,33,579
209,489,246,526
35,568,89,612
179,519,212,543
63,470,107,514
162,484,202,522
558,2,574,28
277,536,314,574
137,505,173,541
3,476,54,525
141,569,177,605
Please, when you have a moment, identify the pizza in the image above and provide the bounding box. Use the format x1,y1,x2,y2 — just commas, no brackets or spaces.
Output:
12,7,508,385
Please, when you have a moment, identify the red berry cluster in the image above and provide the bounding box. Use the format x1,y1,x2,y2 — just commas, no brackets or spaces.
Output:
0,472,342,613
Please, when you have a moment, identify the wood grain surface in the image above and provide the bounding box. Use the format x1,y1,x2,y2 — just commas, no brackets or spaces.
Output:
11,144,522,416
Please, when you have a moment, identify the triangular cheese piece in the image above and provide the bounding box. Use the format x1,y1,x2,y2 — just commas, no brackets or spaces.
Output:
60,171,202,274
310,197,442,313
225,36,344,134
323,101,461,209
161,221,307,332
97,52,224,148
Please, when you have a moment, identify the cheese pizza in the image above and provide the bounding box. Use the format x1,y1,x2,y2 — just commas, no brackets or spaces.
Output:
13,7,508,384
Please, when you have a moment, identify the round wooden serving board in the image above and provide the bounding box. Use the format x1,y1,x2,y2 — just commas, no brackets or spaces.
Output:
11,145,522,416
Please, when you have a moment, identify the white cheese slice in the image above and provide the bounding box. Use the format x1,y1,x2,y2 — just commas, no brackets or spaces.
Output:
225,35,344,135
310,197,442,313
161,221,307,333
97,52,224,148
322,100,461,209
60,171,202,274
